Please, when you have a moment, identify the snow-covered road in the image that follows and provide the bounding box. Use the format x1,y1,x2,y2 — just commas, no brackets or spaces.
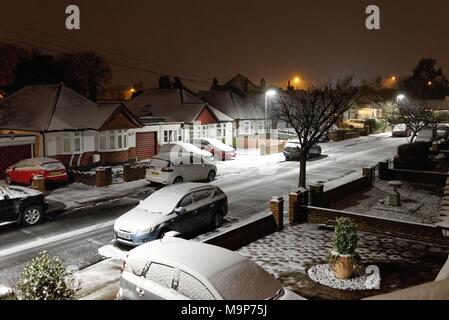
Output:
0,134,407,285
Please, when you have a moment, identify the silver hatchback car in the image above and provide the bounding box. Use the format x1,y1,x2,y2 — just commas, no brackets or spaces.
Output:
117,238,305,300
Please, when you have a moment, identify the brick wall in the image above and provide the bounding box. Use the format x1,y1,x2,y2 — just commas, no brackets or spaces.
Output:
204,214,278,251
123,163,147,182
310,176,371,207
378,161,448,187
307,206,449,246
54,148,136,169
70,170,96,186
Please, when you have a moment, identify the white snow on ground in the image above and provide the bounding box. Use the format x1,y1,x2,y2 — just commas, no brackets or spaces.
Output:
0,286,13,298
308,264,380,291
46,179,152,210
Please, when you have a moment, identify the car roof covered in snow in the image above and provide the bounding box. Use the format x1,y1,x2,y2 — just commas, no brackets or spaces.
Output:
19,157,63,165
0,84,140,132
128,238,281,299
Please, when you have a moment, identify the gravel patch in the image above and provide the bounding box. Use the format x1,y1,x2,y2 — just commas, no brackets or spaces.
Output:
330,180,442,224
308,264,380,291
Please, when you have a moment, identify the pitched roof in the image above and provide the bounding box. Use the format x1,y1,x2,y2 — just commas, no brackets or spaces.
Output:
199,89,266,120
125,89,233,124
0,84,140,132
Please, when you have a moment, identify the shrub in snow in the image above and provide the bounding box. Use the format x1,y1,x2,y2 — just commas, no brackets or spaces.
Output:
17,251,75,300
328,217,361,279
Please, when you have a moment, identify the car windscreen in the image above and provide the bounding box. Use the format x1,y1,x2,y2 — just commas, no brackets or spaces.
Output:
210,260,281,300
41,162,65,170
138,189,184,213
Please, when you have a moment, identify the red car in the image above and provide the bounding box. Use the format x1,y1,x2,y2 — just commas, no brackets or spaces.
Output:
5,158,68,186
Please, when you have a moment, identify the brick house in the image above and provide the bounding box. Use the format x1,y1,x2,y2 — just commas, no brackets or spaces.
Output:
0,84,141,170
125,89,234,160
199,74,283,137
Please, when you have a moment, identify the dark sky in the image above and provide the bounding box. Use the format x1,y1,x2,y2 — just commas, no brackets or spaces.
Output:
1,0,448,90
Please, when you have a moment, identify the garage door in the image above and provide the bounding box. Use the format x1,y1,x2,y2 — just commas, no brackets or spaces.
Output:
0,144,33,180
136,132,157,161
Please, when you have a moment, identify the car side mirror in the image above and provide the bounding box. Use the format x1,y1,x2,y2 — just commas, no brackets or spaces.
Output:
11,166,16,171
175,207,186,215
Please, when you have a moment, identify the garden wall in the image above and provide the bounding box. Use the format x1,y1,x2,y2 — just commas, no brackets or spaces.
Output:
307,206,449,246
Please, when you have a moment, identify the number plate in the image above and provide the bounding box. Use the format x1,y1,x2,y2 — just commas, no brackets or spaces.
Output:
117,232,131,240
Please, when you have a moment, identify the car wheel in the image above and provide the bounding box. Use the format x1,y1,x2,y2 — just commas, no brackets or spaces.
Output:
211,212,223,229
173,177,183,184
21,205,43,226
207,170,216,182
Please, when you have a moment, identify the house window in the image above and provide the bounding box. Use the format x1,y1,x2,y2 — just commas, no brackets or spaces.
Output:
63,135,71,153
99,130,129,151
62,132,83,154
163,129,182,143
258,121,264,133
243,121,251,134
74,133,82,153
100,136,107,150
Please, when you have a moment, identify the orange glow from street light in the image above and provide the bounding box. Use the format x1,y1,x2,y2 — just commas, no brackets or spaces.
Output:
130,88,136,93
428,81,432,86
293,77,301,84
391,76,396,81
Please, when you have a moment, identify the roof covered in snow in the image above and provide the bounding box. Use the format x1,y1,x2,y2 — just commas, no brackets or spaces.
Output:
199,89,267,120
0,84,140,132
125,89,233,124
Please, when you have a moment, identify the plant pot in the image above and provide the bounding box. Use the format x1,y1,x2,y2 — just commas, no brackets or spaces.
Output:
331,254,353,280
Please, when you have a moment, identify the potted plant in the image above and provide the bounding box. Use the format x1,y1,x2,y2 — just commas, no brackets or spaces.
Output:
328,217,360,280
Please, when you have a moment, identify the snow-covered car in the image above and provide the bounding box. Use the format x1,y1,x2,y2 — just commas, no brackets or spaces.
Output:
0,185,48,226
5,158,68,186
146,153,217,185
114,183,228,247
392,123,411,137
117,237,305,300
283,140,322,161
437,124,449,139
192,138,236,160
159,142,214,162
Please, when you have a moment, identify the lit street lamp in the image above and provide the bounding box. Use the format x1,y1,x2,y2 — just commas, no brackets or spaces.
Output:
265,90,277,132
396,94,406,103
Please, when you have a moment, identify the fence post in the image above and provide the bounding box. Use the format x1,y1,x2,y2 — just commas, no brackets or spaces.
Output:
270,196,284,231
363,166,376,186
378,160,390,180
123,163,131,182
309,184,324,207
32,175,46,192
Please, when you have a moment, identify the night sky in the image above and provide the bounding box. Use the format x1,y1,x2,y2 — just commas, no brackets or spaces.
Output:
1,0,448,90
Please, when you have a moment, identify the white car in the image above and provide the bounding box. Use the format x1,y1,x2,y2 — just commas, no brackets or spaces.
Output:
117,237,305,300
159,142,214,162
146,153,217,185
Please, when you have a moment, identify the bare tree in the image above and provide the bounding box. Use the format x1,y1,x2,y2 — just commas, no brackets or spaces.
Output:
395,99,437,143
272,77,358,188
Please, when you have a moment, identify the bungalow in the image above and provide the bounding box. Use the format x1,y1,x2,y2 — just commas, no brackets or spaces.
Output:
125,89,234,160
0,84,141,173
199,74,280,137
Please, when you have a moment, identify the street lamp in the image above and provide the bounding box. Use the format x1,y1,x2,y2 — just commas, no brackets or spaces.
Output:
265,90,277,132
396,94,406,103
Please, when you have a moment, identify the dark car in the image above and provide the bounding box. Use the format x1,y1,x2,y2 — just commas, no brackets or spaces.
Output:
0,185,48,226
113,183,228,247
283,140,322,161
